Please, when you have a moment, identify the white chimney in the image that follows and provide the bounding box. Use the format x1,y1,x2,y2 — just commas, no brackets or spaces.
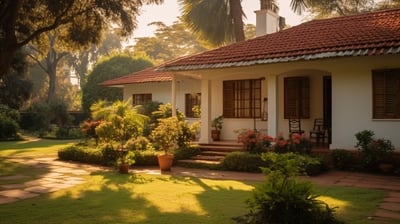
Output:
255,9,280,37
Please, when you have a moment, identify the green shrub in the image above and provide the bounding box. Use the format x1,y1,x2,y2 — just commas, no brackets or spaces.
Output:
0,105,20,140
173,145,201,160
331,149,353,170
124,136,152,151
355,130,394,170
101,144,119,166
58,146,104,165
0,114,20,139
133,150,158,166
221,152,267,172
234,152,343,224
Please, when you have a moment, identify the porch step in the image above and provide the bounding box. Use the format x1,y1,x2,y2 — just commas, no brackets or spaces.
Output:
178,141,245,169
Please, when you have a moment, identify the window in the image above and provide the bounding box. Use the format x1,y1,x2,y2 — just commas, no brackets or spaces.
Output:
185,93,201,118
284,77,310,119
132,94,152,106
373,69,400,119
223,79,261,118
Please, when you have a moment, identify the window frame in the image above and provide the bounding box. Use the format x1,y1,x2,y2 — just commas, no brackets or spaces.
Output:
132,93,152,106
223,79,262,118
284,76,310,119
372,69,400,119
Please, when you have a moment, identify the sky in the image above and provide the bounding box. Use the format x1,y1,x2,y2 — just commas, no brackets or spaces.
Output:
131,0,307,39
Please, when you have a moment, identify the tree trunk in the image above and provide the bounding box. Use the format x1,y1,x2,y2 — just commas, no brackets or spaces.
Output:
229,0,245,42
0,0,23,78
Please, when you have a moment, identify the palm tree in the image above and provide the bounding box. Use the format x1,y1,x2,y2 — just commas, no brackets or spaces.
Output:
178,0,307,46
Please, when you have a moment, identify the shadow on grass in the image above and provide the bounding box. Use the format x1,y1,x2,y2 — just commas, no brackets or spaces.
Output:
0,171,253,224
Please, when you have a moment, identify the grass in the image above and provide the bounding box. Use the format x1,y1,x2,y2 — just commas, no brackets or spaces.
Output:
0,136,78,158
0,169,386,224
0,138,389,223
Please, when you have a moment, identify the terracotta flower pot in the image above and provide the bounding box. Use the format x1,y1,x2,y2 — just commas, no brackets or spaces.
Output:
157,154,174,171
118,164,130,174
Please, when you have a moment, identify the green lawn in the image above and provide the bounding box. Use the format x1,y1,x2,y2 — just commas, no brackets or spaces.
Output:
0,137,78,158
0,138,388,224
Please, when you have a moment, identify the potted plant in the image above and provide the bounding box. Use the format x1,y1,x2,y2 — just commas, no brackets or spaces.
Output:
151,116,181,171
211,115,223,141
91,100,148,174
116,149,135,174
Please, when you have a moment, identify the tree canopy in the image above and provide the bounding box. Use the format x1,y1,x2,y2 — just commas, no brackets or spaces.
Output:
81,54,153,114
133,20,210,64
0,0,163,79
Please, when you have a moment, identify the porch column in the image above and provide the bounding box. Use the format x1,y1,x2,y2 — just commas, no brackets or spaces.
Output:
171,74,177,116
267,75,278,137
199,79,212,143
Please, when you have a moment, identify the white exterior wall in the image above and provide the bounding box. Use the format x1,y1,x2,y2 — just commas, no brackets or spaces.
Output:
177,54,400,149
122,77,201,116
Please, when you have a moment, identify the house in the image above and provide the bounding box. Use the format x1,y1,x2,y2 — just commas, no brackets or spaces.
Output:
102,8,400,150
156,8,400,150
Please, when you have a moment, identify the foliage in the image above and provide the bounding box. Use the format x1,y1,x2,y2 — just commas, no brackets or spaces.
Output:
211,115,223,131
133,150,159,166
135,101,163,136
0,0,163,78
235,152,342,224
272,133,313,154
0,115,20,140
173,145,201,160
178,0,245,46
0,48,32,109
124,136,153,151
151,116,183,155
331,149,354,170
81,120,101,139
67,31,123,89
58,145,104,165
81,54,153,114
221,152,267,172
91,100,148,148
307,0,379,18
133,20,209,64
236,129,273,154
355,130,394,170
0,105,21,140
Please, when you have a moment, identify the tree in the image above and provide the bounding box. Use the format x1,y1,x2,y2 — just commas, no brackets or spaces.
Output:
133,20,209,63
67,31,123,89
28,32,69,103
0,0,163,80
306,0,376,18
0,48,32,109
178,0,305,46
82,54,153,114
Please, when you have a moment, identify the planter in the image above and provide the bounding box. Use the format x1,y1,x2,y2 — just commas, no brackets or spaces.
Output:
157,154,174,171
211,130,221,141
118,164,130,174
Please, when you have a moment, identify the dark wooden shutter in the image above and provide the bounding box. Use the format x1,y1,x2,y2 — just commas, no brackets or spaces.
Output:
284,77,310,119
373,69,400,119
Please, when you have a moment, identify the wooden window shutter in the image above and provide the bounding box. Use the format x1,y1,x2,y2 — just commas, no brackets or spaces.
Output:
373,69,400,119
284,77,310,119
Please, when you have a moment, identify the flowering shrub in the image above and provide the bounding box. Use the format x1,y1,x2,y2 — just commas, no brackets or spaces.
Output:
272,133,312,154
237,129,273,154
355,130,394,170
81,120,101,137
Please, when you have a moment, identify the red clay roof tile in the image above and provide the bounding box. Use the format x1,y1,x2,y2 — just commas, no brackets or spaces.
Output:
160,8,400,71
100,66,171,86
